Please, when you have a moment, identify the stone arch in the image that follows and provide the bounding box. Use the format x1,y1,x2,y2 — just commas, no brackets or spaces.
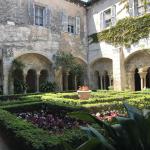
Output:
13,51,54,64
125,50,150,91
10,53,54,94
125,50,150,72
62,57,87,91
90,58,113,90
72,55,87,64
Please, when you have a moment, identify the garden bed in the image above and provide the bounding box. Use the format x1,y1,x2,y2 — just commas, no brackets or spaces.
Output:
0,103,87,150
15,103,87,134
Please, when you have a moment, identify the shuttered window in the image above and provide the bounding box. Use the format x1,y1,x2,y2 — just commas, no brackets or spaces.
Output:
100,5,116,30
104,8,112,28
68,16,75,33
35,5,45,26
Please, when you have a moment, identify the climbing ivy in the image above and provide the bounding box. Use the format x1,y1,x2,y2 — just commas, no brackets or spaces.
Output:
90,14,150,47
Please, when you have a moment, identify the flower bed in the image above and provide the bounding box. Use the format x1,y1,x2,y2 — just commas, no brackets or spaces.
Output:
17,106,87,134
93,110,126,122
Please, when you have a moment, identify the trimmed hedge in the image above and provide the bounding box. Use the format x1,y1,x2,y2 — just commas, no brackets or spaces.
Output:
0,103,86,150
0,90,150,149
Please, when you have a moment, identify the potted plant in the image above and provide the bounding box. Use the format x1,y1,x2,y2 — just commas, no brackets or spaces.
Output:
77,86,91,100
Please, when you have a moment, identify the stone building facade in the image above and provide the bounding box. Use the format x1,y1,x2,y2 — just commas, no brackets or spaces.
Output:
87,0,150,91
0,0,150,95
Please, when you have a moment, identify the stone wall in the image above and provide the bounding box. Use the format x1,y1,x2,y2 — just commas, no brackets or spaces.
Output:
0,0,88,95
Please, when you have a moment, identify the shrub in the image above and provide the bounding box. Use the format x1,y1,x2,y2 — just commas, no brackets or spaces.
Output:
40,82,57,92
66,103,150,150
0,104,86,150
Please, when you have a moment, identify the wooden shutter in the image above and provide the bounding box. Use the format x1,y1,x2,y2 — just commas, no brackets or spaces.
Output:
129,0,138,16
44,7,51,28
75,16,80,35
111,5,116,26
62,11,68,32
28,0,35,25
129,0,135,16
100,12,104,31
134,0,138,16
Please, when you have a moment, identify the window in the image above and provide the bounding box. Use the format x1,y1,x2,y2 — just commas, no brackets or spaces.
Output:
103,8,112,28
68,25,74,33
68,17,75,34
138,0,150,15
35,5,45,26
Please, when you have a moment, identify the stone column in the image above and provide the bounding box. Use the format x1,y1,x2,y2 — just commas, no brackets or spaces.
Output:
54,67,63,91
127,72,134,91
66,72,69,91
100,75,103,90
139,71,147,90
2,47,14,95
23,72,27,94
103,76,106,90
3,69,9,95
36,72,40,93
108,73,112,87
113,47,126,91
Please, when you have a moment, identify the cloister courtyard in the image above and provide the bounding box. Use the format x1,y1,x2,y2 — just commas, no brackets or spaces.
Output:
1,0,150,149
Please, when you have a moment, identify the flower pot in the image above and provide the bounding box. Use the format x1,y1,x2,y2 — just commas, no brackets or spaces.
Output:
77,90,91,100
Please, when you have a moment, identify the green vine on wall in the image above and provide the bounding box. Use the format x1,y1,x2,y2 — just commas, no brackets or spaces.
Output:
90,14,150,47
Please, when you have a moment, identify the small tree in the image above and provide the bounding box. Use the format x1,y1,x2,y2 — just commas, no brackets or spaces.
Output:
55,51,75,71
55,51,85,89
71,64,85,90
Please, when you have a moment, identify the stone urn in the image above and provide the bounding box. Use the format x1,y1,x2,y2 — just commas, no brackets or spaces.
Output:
77,86,91,100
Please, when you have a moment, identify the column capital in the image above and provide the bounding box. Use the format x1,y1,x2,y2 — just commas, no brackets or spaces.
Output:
37,71,41,76
139,71,147,78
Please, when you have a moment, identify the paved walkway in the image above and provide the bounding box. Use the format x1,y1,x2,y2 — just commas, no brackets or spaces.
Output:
0,134,11,150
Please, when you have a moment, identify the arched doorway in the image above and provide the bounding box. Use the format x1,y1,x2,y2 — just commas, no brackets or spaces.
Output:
103,71,110,90
91,58,113,90
11,53,53,94
39,70,49,92
0,60,3,94
26,69,37,93
13,69,24,94
68,71,75,90
134,68,141,91
94,71,101,89
125,50,150,91
146,68,150,88
62,72,67,91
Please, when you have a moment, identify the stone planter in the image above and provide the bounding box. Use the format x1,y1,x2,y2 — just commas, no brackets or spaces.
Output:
77,90,91,100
